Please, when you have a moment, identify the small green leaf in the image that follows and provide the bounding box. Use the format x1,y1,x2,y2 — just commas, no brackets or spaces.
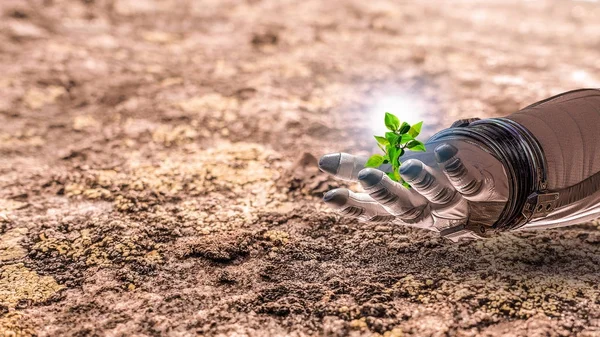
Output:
386,169,401,182
407,140,426,152
385,132,399,145
370,114,425,184
408,121,423,138
374,136,389,146
399,133,414,144
386,144,396,158
398,122,411,134
384,112,400,131
390,147,402,168
386,171,397,182
393,169,401,181
386,146,398,169
365,154,385,167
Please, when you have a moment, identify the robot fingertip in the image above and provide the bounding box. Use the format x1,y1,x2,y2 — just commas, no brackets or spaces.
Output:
318,153,341,175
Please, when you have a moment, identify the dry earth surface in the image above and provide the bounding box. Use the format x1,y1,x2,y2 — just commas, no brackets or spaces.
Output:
2,0,600,336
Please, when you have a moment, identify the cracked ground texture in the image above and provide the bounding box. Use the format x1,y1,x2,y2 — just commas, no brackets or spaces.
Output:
2,0,600,336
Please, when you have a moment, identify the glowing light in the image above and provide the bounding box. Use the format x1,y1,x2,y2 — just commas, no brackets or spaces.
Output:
571,70,600,87
367,93,426,136
571,70,589,82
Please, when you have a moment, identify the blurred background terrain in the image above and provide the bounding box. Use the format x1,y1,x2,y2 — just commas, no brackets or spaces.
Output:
2,0,600,336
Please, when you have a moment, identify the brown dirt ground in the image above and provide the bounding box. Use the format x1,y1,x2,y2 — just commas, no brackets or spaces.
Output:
2,0,600,336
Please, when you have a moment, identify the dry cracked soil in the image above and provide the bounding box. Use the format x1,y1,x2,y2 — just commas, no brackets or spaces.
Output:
2,0,600,336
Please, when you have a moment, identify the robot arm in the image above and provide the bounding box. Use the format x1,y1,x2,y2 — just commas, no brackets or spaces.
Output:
319,89,600,240
506,89,600,230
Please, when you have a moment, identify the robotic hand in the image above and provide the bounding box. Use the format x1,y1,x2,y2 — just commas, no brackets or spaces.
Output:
319,127,510,241
320,89,600,241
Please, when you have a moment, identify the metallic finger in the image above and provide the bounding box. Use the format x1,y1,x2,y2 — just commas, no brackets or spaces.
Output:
434,143,483,198
323,188,395,223
399,159,469,222
319,153,391,181
434,142,508,202
399,159,457,205
357,168,428,221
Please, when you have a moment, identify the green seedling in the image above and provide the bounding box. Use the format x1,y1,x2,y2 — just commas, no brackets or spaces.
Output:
365,112,426,188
